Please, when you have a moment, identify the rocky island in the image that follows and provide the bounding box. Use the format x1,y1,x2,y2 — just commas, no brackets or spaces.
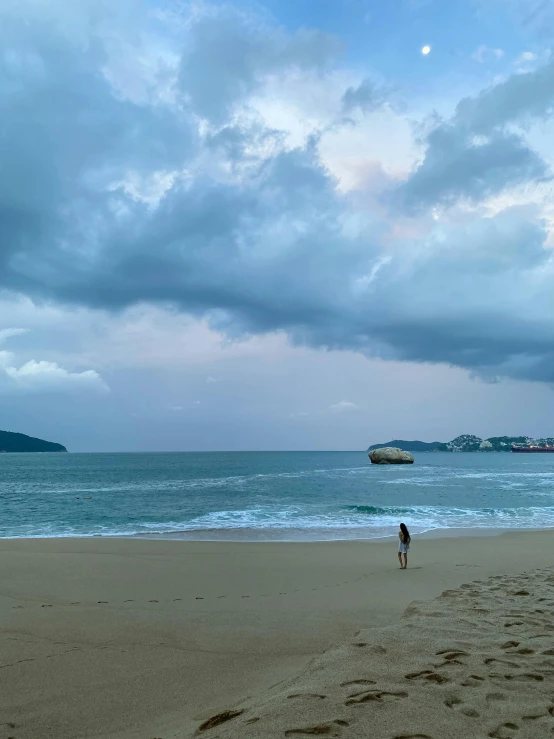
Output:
367,434,554,452
368,447,414,465
0,429,67,453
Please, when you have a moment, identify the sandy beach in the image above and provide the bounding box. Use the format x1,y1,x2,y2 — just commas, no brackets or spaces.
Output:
1,531,554,738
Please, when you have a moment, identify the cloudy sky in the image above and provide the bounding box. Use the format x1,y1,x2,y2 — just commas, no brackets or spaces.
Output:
2,0,554,451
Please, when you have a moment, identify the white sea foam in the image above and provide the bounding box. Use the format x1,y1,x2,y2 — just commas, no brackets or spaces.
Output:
5,504,554,540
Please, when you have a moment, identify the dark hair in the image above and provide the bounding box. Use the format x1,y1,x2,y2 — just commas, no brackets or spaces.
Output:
400,523,411,545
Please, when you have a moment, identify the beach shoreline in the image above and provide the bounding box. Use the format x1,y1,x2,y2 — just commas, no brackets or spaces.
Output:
1,524,549,544
127,523,548,541
2,530,554,738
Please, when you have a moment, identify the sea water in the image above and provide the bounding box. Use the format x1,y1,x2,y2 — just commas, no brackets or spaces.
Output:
1,451,554,540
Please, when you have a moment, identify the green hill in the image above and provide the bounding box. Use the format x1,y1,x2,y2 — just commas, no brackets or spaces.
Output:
367,435,552,452
367,439,447,452
0,429,67,453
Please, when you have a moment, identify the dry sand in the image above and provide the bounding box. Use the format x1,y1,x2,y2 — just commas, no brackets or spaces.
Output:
1,531,553,739
202,567,554,739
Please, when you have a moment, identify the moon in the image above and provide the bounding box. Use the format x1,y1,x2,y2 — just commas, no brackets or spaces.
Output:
421,45,431,55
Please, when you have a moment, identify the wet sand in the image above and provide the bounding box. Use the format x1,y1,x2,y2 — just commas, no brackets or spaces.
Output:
1,531,552,738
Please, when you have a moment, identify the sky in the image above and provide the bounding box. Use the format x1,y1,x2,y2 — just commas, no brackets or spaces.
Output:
2,0,554,451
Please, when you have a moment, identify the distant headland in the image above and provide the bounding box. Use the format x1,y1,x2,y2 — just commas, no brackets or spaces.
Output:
0,429,67,453
367,435,554,453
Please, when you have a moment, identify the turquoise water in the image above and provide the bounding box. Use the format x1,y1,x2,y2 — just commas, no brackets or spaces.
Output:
1,451,554,540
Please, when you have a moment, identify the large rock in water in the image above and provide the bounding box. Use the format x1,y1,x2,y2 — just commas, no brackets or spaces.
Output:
368,447,414,465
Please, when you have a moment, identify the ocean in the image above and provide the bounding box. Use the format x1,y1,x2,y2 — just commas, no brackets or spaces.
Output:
1,451,554,540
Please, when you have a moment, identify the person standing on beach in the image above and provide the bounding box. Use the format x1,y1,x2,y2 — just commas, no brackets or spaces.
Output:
398,523,411,569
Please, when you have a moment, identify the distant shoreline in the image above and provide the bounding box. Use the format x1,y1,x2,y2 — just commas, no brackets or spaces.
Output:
367,434,554,452
0,428,67,453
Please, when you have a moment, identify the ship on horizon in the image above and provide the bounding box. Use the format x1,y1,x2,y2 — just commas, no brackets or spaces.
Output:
512,445,554,453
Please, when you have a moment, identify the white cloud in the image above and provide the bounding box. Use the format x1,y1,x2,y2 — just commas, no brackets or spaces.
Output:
249,68,418,190
329,401,359,412
0,328,29,345
1,359,109,394
472,45,504,63
516,51,538,64
206,375,221,383
0,330,108,394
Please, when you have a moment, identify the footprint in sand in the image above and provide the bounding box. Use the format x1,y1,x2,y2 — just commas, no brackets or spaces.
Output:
41,604,53,608
521,711,547,721
444,695,479,718
460,675,485,686
484,658,520,668
405,670,449,684
340,680,376,687
287,693,326,700
284,721,349,736
436,649,468,659
345,690,407,706
486,692,507,702
148,600,158,603
434,649,468,667
98,601,108,604
488,723,519,739
198,709,244,731
500,673,544,682
173,598,182,601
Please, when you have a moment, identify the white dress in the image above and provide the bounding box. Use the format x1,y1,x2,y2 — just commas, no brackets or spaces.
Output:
398,537,410,554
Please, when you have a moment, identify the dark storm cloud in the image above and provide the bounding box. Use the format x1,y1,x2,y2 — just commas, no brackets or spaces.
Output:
393,130,546,212
455,59,554,130
393,61,554,212
2,1,554,384
178,9,341,123
0,0,195,283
